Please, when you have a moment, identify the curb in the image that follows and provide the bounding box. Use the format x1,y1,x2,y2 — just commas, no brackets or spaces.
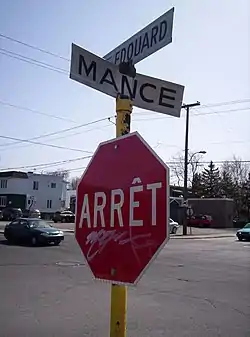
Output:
171,234,235,239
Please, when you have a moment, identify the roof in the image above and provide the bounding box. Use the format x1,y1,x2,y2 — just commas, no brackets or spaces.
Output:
0,171,28,179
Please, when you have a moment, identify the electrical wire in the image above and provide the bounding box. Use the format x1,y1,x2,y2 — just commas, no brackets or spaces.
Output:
0,116,114,148
0,51,67,75
0,135,93,153
0,33,70,61
133,107,250,122
0,155,92,172
0,47,68,73
0,100,77,123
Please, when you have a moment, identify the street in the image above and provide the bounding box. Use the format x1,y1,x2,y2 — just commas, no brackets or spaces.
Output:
0,233,249,337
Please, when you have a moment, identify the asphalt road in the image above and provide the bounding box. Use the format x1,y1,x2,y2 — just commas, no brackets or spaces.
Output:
0,234,249,337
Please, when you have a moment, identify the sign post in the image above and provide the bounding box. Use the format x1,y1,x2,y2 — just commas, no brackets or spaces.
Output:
71,7,183,336
110,94,133,337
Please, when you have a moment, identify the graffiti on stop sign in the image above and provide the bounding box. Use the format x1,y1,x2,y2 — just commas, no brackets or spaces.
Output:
78,178,163,261
85,229,154,262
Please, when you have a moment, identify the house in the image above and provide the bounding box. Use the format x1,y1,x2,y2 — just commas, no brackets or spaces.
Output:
0,171,67,217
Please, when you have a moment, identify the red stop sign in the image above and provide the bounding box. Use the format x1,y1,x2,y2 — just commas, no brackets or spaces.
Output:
75,132,169,285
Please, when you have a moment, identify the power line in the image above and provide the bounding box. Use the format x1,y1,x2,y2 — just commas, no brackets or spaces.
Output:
195,99,250,109
0,124,112,152
0,33,69,61
0,135,93,153
0,47,68,73
1,157,249,174
0,116,114,148
133,107,250,122
0,100,77,124
167,160,250,165
192,107,250,116
0,51,68,75
0,155,92,172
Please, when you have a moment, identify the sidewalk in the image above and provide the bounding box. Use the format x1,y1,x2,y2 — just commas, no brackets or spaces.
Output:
173,226,237,239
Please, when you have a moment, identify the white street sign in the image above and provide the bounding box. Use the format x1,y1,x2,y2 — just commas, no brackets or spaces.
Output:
70,43,184,117
103,8,174,65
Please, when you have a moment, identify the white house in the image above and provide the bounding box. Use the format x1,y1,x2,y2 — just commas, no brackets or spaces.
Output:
0,171,67,215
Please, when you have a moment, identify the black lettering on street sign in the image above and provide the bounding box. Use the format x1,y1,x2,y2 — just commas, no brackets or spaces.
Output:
100,68,118,92
70,43,184,117
103,8,174,65
140,83,156,103
78,55,96,81
121,76,138,99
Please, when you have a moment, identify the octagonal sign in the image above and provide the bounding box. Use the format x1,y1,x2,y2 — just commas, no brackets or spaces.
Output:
75,131,169,285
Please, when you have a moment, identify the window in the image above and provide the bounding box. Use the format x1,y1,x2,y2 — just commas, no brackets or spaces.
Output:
33,181,39,190
0,196,7,207
0,180,7,189
47,200,52,209
51,182,56,188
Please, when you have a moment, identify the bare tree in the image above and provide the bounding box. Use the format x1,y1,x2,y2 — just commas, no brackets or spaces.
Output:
69,176,81,190
169,151,205,186
221,156,249,186
43,169,69,180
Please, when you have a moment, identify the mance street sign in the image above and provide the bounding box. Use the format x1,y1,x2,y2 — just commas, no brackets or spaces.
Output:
70,43,184,117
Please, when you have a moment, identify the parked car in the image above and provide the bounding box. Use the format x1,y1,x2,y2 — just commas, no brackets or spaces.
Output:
4,218,64,246
52,210,75,223
187,214,213,228
1,207,22,221
236,223,250,241
169,218,179,234
29,209,41,218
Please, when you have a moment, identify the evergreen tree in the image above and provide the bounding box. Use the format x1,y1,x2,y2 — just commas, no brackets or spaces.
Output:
201,161,221,197
192,173,203,197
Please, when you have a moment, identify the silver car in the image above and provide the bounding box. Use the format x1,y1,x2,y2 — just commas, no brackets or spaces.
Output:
169,218,179,234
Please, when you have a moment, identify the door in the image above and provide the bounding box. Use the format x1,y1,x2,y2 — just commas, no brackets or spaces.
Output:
18,219,31,242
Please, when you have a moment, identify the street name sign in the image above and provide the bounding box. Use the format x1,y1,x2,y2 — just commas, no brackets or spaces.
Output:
104,8,174,65
70,43,184,117
75,132,170,285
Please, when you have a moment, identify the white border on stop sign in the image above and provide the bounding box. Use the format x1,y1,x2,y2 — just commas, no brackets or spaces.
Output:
75,131,170,286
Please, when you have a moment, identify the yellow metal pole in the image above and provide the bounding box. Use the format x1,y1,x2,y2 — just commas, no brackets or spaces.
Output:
110,93,133,337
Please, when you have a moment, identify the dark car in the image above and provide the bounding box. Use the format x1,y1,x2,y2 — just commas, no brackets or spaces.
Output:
236,223,250,241
4,218,64,246
52,210,75,223
1,207,22,221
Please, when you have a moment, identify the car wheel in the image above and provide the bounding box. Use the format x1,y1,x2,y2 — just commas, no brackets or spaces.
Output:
31,236,38,246
53,220,57,223
54,240,61,246
238,236,243,241
61,218,66,223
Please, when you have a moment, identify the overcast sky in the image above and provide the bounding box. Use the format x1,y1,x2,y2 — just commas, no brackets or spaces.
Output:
0,0,249,181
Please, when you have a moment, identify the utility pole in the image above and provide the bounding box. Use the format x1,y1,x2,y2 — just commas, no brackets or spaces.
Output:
182,101,200,235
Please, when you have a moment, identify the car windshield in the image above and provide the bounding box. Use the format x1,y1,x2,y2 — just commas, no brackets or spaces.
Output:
28,220,52,228
243,223,250,229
